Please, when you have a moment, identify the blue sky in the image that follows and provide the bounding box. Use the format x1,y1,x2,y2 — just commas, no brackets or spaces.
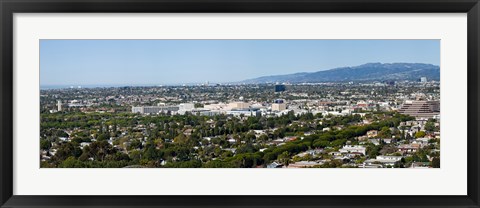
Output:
40,39,440,86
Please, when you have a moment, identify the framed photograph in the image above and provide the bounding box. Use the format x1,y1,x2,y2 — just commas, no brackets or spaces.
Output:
1,0,479,207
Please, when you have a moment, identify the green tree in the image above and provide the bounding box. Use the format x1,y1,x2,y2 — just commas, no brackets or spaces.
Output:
277,151,291,167
431,157,440,168
425,121,436,132
97,133,109,141
415,131,426,138
59,156,83,168
378,127,391,138
40,139,51,150
173,134,188,144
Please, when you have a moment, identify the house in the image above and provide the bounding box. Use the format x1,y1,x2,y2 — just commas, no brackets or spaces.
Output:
183,129,193,136
79,142,91,149
368,139,380,145
382,138,395,144
367,130,378,138
415,138,430,145
296,149,324,157
267,162,283,168
272,138,285,144
397,144,420,153
346,152,363,158
253,130,267,138
361,164,383,168
363,155,403,167
356,135,368,141
410,162,430,168
307,149,324,155
286,136,298,142
330,151,342,156
339,145,366,155
288,161,323,168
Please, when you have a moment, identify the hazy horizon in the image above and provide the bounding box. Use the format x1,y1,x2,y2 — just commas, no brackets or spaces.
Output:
40,40,440,86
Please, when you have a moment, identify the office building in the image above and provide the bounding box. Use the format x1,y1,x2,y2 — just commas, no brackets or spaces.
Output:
275,84,286,92
229,102,250,110
132,106,180,114
227,108,261,117
420,77,427,83
179,103,195,111
57,100,62,112
271,99,286,111
398,100,440,118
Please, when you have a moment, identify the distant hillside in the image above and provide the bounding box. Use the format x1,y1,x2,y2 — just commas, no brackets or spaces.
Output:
242,63,440,83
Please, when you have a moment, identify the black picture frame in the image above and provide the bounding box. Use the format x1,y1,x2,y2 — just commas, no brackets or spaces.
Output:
1,0,479,207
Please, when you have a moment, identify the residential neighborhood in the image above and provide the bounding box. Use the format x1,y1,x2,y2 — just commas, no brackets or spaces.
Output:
40,81,440,168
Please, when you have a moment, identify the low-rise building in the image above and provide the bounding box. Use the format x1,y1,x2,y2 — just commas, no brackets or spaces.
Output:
364,155,403,167
339,145,366,155
132,105,179,114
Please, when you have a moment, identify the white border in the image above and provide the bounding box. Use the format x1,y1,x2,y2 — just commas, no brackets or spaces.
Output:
14,13,467,195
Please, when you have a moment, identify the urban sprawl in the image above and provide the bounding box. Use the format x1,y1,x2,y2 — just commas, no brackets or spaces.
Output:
40,79,440,168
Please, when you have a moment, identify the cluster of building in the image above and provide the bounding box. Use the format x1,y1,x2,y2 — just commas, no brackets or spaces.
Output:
268,121,440,169
131,99,288,117
130,99,440,121
41,80,440,168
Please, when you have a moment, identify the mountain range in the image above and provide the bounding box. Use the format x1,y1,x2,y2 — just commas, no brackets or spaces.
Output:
241,63,440,83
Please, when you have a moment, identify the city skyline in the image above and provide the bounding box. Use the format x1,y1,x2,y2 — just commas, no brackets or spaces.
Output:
40,39,440,86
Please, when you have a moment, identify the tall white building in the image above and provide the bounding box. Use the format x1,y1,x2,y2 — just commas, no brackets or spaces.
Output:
420,77,427,83
271,103,286,111
57,100,62,112
271,99,286,111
